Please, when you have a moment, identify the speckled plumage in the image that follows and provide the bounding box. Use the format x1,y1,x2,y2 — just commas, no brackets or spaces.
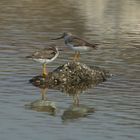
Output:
26,46,59,77
27,46,59,64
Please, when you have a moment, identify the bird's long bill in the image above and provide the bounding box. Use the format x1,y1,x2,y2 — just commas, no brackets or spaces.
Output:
51,34,64,40
26,56,32,58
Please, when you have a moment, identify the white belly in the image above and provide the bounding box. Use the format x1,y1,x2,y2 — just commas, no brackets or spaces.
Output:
66,44,90,52
33,51,59,64
33,58,53,64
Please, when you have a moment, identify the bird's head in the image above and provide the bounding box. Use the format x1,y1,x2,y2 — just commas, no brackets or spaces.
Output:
51,32,72,40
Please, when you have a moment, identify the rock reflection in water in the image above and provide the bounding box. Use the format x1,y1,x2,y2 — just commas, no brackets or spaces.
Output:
30,74,96,120
30,74,98,104
56,81,98,105
29,62,110,104
29,62,109,117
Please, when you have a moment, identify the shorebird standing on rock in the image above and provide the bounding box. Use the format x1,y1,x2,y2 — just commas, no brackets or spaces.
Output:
52,32,97,61
26,46,59,78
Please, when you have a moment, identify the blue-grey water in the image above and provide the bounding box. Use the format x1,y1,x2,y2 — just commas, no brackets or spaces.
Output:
0,0,140,140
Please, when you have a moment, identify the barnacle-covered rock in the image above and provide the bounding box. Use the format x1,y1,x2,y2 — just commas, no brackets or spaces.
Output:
29,61,110,89
28,62,111,110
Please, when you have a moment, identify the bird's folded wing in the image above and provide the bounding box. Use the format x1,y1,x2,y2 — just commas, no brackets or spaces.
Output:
30,49,55,59
70,36,94,47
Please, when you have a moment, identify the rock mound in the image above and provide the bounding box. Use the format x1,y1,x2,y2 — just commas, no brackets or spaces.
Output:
30,61,110,88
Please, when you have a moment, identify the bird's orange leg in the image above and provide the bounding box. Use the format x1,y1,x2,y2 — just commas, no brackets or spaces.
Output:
73,51,78,61
73,51,80,61
42,63,47,78
77,51,80,61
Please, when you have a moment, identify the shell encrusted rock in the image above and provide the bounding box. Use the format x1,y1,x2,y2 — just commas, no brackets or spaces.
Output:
30,61,110,88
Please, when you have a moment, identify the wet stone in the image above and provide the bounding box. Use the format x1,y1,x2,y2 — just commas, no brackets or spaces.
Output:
29,61,111,88
61,104,95,121
25,100,57,115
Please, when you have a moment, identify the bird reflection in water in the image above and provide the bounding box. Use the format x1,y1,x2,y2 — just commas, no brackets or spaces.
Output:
29,75,95,120
25,76,57,115
57,82,95,121
29,75,48,100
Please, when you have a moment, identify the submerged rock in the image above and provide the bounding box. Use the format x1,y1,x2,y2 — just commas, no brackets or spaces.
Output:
25,99,57,115
61,104,95,121
30,61,110,89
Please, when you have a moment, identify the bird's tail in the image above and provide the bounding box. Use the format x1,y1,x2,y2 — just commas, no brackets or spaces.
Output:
89,43,98,49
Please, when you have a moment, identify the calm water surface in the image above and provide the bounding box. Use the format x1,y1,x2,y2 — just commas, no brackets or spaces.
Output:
0,0,140,140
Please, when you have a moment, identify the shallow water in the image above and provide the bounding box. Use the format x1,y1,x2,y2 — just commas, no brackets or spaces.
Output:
0,0,140,140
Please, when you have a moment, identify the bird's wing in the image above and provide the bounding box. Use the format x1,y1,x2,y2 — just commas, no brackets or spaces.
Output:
40,48,56,59
31,47,56,59
70,36,96,48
